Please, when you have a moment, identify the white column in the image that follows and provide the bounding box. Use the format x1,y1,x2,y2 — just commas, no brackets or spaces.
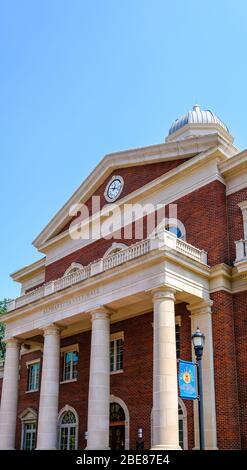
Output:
36,324,61,450
187,300,218,450
0,338,20,449
152,288,181,450
86,307,110,450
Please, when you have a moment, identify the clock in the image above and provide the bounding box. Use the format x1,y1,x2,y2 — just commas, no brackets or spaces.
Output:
104,175,124,202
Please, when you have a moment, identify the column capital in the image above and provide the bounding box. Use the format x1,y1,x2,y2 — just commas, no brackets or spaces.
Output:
151,287,176,302
3,337,21,348
89,306,111,322
41,324,63,336
186,299,213,316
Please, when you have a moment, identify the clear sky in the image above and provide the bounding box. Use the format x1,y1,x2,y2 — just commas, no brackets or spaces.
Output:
1,0,246,299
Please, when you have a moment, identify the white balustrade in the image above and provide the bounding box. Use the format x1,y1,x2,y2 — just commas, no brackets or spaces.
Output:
7,231,208,312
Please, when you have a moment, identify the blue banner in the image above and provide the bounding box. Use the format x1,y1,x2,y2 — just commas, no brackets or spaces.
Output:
178,360,197,400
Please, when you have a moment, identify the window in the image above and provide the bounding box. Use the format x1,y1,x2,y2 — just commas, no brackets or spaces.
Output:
178,401,188,449
110,333,124,373
58,409,78,450
62,350,78,382
63,263,83,276
27,362,40,392
23,422,36,450
19,408,37,450
166,224,184,239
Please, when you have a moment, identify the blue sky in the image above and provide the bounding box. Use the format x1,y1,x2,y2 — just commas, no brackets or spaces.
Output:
1,0,246,299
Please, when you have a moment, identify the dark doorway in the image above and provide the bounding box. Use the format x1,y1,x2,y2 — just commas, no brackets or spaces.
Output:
109,402,125,450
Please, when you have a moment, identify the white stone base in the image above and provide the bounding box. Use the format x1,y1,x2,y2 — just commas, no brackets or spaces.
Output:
151,445,182,450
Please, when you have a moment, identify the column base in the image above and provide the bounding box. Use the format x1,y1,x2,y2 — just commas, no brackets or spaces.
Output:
151,445,182,450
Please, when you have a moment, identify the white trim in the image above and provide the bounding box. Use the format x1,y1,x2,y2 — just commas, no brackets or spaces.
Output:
104,175,124,202
178,398,188,450
110,331,124,341
110,395,130,450
103,243,128,258
19,408,38,450
63,263,84,276
57,405,79,450
60,378,78,384
110,332,124,373
175,315,182,327
26,358,41,368
110,369,124,375
60,343,79,354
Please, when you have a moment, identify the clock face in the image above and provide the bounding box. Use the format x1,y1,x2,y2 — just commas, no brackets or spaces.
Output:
105,176,124,202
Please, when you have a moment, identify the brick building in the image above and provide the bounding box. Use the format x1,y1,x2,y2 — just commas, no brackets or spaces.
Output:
0,105,247,450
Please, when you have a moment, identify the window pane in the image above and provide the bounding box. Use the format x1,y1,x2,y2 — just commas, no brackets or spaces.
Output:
110,338,123,372
69,426,76,450
116,339,123,370
179,418,184,449
110,341,115,372
72,351,78,379
60,427,68,450
28,363,40,391
23,423,36,450
63,350,78,381
61,411,76,424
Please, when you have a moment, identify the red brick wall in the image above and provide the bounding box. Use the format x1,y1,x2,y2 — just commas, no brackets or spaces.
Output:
233,291,247,449
58,159,189,234
227,187,247,264
15,306,194,450
211,291,241,449
172,180,229,266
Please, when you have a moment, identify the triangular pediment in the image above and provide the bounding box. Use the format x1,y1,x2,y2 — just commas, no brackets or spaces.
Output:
32,134,232,251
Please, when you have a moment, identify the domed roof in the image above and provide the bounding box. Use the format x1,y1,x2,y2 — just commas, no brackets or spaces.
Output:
166,105,230,142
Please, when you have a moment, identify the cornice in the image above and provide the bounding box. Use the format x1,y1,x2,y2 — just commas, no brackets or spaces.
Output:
11,257,45,282
219,149,247,176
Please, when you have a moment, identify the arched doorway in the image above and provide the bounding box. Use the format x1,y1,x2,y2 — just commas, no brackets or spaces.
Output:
109,402,125,450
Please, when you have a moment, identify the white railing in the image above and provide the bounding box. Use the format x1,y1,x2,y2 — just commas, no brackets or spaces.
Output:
7,231,208,312
176,238,208,264
53,265,91,292
103,239,150,271
235,239,247,262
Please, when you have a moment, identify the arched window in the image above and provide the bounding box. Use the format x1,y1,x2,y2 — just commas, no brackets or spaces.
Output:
165,224,184,239
58,407,78,450
103,243,128,258
63,263,83,277
178,399,188,450
150,218,186,240
109,396,130,450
